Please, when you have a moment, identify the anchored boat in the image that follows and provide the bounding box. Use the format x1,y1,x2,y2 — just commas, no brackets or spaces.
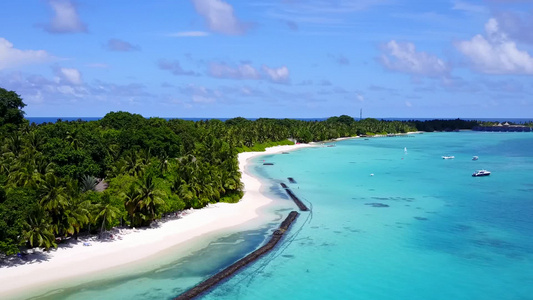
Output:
472,169,491,177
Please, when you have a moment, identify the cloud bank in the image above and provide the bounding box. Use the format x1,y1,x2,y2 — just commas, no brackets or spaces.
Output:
0,38,53,70
380,40,449,77
208,62,290,83
456,18,533,74
209,62,261,79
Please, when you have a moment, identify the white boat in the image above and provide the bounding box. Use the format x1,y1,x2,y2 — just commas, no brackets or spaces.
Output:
442,156,455,159
472,169,490,177
472,156,479,161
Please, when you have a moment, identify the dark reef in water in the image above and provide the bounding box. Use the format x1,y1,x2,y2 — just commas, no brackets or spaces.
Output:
365,203,390,207
175,211,300,300
280,184,309,211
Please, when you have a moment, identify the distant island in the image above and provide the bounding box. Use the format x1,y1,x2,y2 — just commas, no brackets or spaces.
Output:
1,86,531,257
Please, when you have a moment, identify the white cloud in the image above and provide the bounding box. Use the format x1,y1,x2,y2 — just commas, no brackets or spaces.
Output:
167,31,210,37
0,38,53,70
356,93,364,102
262,65,290,83
181,84,210,96
209,62,261,79
54,67,83,85
180,84,219,104
0,71,154,110
380,40,449,77
191,0,249,35
455,18,533,74
207,62,290,83
42,0,87,33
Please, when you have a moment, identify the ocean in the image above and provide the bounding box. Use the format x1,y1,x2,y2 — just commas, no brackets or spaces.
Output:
26,131,533,299
196,131,533,300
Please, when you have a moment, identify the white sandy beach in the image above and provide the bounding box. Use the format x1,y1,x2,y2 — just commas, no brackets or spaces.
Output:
0,143,314,299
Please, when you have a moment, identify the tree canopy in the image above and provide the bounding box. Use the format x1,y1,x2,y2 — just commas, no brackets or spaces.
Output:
0,88,26,127
1,86,484,256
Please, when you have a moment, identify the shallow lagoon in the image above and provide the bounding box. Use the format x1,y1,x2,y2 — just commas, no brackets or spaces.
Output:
200,131,533,300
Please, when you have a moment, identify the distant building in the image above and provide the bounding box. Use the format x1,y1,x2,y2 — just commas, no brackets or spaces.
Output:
473,124,532,132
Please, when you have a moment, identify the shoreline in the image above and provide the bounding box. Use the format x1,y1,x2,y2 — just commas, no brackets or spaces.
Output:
0,143,315,299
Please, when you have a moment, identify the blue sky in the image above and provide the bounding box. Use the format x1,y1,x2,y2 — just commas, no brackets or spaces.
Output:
1,0,532,118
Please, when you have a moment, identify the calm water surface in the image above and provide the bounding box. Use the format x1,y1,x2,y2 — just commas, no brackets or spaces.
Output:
200,132,533,300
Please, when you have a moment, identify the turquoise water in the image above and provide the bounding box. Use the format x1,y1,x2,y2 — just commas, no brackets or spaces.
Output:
198,132,533,300
26,218,285,300
26,132,533,299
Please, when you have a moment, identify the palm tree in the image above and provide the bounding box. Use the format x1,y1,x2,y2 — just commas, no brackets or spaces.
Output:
7,161,37,188
66,127,83,150
67,197,92,237
4,132,24,157
37,173,76,238
176,182,195,207
96,199,120,238
39,173,68,214
107,159,127,178
33,153,54,177
22,214,57,250
158,156,170,175
25,130,44,151
122,184,141,226
123,151,146,177
136,174,165,225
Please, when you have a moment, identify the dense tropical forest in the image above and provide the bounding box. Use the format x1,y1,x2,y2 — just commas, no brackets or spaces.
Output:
0,87,483,256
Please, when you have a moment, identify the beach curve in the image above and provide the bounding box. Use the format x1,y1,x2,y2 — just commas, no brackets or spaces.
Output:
0,143,314,299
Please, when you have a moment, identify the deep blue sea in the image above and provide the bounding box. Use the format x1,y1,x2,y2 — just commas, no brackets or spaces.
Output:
25,131,533,300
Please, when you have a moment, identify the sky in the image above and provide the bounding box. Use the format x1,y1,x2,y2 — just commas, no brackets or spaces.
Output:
1,0,533,119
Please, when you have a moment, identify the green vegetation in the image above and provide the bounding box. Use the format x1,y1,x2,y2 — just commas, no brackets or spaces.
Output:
2,87,479,256
0,87,27,129
236,140,294,152
406,119,479,132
